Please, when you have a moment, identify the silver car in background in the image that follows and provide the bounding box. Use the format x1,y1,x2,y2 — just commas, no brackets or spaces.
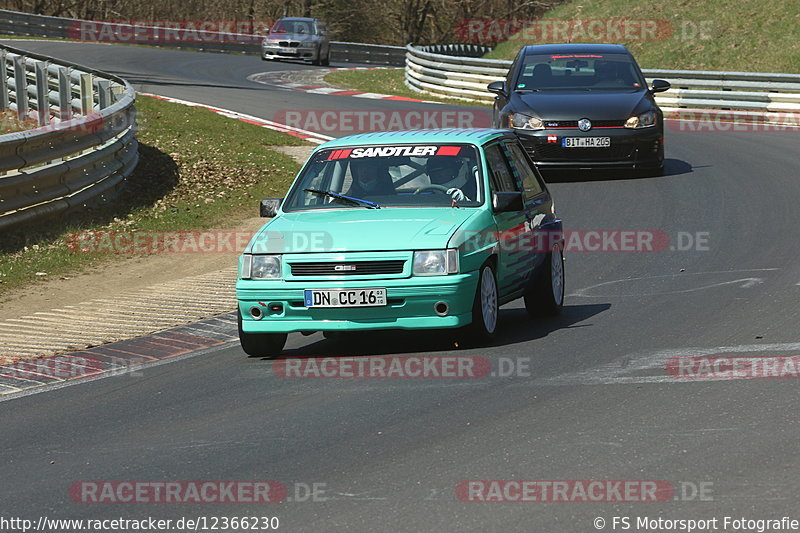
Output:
261,17,330,66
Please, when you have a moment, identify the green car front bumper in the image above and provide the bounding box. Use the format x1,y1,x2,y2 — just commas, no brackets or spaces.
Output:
237,271,479,333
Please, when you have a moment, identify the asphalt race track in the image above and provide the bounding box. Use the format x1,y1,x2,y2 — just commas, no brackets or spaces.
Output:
3,41,800,531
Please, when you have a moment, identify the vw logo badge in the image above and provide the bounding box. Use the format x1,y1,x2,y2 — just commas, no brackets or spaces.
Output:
578,118,592,132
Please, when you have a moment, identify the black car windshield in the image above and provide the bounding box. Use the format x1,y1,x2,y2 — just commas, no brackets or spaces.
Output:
515,53,646,91
283,144,484,211
270,20,314,34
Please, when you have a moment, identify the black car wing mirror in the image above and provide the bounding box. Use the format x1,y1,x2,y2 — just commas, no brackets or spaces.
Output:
260,198,282,218
650,79,671,93
487,80,507,96
492,191,524,213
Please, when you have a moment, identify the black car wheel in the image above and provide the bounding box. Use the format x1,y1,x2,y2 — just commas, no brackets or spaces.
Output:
238,309,287,358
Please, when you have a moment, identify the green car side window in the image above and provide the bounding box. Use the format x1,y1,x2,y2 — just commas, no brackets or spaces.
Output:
484,144,518,193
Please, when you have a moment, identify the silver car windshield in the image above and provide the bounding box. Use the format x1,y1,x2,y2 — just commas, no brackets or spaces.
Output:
283,144,484,211
271,20,314,34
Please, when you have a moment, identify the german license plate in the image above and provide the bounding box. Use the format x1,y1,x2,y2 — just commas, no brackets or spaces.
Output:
304,288,387,308
280,47,296,54
562,137,611,148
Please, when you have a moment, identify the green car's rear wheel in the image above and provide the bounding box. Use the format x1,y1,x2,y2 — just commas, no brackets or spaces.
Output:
524,243,564,317
238,309,287,358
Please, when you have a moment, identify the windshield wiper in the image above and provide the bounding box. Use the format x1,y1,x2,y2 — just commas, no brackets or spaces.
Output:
304,188,380,209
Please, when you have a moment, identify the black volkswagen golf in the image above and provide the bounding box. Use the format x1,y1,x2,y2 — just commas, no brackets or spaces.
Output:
489,43,670,176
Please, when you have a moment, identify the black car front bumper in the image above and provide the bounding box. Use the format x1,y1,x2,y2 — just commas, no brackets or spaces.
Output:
515,127,663,169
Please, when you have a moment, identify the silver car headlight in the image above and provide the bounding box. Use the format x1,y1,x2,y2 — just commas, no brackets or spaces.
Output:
625,110,657,129
509,112,544,131
413,249,459,276
241,254,282,279
298,41,316,49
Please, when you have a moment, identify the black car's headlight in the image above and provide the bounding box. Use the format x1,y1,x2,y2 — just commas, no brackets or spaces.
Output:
625,110,657,129
509,112,544,131
240,254,282,280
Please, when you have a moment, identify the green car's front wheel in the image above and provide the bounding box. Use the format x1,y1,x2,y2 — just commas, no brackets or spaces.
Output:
238,310,287,358
467,263,499,343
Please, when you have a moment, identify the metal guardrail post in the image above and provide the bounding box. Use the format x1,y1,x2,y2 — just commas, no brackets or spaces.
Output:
58,66,72,121
13,54,29,120
97,80,111,110
79,72,93,114
0,49,8,111
35,60,49,126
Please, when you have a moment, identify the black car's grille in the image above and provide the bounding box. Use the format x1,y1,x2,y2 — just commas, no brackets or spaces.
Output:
278,41,300,47
544,120,625,129
522,140,636,162
290,260,405,276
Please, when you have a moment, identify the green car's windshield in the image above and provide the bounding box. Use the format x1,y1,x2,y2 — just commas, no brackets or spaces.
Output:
515,53,646,91
283,144,484,211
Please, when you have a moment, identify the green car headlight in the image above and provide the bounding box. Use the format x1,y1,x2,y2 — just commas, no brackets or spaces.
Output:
241,254,282,279
509,112,544,131
625,110,657,129
413,249,459,276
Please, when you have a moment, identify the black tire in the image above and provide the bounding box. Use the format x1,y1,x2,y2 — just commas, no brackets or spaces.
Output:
311,46,322,66
467,263,499,343
524,243,565,317
238,310,287,358
321,48,330,66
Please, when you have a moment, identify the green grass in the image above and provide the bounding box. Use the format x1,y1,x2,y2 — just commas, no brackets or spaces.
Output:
483,0,800,72
0,95,306,296
324,68,483,106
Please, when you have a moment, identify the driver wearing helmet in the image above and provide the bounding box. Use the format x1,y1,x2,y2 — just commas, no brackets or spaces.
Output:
426,157,471,202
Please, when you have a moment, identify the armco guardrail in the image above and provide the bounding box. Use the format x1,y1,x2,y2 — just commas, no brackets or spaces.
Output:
0,9,406,67
405,44,800,121
0,43,137,230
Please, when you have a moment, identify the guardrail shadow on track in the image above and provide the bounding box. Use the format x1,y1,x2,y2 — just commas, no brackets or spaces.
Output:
0,143,178,252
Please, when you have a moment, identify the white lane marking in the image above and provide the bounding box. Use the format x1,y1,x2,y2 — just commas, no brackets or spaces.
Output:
304,87,343,94
351,92,393,99
571,268,779,298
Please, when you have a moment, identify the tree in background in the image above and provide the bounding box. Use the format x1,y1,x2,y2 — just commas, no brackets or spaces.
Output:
1,0,567,45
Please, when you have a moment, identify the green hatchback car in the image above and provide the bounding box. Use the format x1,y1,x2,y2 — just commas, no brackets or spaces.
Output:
236,129,564,357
